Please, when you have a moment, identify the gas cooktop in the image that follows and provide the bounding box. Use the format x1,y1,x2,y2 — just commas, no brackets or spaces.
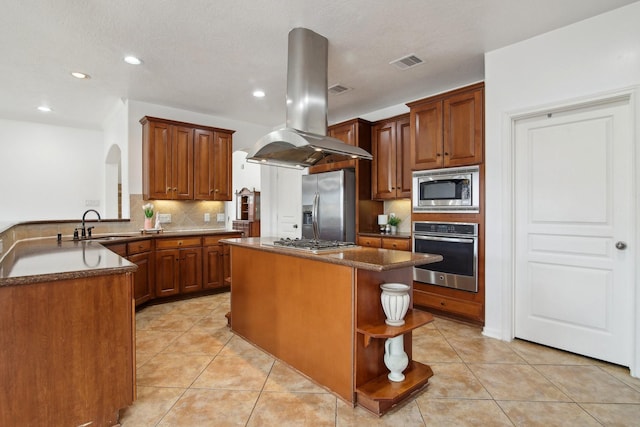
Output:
265,238,358,253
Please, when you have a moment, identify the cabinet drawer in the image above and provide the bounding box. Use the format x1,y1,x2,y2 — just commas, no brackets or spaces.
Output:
381,238,411,251
357,236,382,248
127,239,152,255
203,233,241,246
413,289,483,323
104,243,127,257
155,237,202,249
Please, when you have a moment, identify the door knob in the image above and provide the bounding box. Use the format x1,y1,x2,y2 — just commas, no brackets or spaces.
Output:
615,241,627,250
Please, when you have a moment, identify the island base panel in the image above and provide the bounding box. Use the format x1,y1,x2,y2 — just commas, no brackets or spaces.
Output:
230,246,355,402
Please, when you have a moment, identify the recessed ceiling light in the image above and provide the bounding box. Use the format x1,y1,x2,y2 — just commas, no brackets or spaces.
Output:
124,56,143,65
37,105,52,112
253,90,265,98
71,71,90,79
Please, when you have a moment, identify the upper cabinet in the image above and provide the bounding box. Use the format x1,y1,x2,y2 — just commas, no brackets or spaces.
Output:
141,116,234,201
371,114,411,200
408,83,484,170
194,128,233,201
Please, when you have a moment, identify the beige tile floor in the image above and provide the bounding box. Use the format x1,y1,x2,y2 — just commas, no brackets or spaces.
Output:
120,292,640,426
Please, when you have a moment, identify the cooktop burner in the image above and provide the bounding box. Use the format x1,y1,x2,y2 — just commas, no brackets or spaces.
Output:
268,238,358,252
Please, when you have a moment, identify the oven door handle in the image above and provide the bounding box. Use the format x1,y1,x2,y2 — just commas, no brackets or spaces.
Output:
414,235,475,244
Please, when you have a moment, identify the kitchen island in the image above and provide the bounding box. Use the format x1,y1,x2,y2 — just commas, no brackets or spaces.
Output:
223,237,443,415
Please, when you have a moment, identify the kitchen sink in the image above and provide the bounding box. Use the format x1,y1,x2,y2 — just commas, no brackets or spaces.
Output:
65,235,131,242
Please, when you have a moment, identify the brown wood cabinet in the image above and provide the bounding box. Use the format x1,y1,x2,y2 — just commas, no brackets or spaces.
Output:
202,234,241,290
372,114,411,200
308,118,384,234
141,116,234,201
357,235,411,251
0,273,134,426
127,239,153,305
155,237,203,296
194,129,233,201
408,83,484,170
233,188,260,237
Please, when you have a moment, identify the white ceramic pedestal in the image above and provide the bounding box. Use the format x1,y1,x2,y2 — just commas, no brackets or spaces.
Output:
380,283,410,326
384,335,409,382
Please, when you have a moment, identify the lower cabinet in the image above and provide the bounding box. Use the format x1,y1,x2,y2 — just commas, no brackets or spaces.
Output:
155,237,203,297
106,232,241,304
413,284,484,323
357,235,411,251
127,239,153,305
203,233,241,289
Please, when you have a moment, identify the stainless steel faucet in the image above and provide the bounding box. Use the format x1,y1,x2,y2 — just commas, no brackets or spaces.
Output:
80,209,101,239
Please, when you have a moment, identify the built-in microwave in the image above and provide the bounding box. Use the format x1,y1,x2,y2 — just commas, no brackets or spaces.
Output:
412,165,479,213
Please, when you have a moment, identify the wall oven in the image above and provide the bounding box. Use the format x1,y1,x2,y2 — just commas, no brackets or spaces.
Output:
412,165,479,213
413,221,478,293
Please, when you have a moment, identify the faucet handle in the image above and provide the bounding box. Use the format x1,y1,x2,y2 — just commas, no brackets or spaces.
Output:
87,226,95,238
73,228,80,240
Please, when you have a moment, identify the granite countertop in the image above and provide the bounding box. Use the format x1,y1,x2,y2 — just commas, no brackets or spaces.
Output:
0,239,137,286
222,237,442,272
0,229,242,287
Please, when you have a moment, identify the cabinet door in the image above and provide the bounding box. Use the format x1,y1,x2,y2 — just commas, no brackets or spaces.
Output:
171,125,194,200
396,116,412,198
329,122,356,145
203,245,223,289
146,120,173,199
129,252,153,305
155,249,180,297
443,88,483,167
179,248,203,293
410,100,443,170
194,128,215,200
371,121,397,200
212,131,232,201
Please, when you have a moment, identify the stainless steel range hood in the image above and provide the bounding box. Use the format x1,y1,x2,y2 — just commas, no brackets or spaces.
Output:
246,28,372,169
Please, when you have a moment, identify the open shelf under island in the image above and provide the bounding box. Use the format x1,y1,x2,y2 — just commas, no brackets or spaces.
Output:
222,237,442,416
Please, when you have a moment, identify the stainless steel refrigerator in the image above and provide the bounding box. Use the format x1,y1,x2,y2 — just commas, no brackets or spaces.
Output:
301,169,356,242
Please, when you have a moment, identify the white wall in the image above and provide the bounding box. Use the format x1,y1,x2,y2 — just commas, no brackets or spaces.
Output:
0,118,104,221
102,99,129,218
483,1,640,352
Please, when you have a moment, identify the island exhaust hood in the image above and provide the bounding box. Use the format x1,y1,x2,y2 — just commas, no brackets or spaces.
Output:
246,28,372,168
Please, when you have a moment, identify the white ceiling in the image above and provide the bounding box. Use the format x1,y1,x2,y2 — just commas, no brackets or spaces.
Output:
1,0,636,130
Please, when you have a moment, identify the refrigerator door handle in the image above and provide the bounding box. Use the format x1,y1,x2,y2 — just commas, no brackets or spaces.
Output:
312,192,319,240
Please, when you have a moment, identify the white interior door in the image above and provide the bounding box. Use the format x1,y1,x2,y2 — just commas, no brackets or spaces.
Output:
276,168,302,239
514,96,634,365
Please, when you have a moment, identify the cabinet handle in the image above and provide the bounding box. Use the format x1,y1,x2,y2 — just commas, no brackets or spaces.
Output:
167,187,171,192
436,153,442,157
215,189,219,193
178,241,183,245
173,188,177,191
440,301,446,306
444,152,449,156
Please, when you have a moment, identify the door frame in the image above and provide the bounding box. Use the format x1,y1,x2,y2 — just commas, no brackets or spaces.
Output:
495,87,639,376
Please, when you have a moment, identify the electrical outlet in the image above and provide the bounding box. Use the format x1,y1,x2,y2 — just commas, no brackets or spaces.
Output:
157,213,172,223
204,213,210,223
217,213,225,222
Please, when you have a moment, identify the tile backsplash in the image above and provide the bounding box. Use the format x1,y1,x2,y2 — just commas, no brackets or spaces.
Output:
129,195,226,230
0,195,227,259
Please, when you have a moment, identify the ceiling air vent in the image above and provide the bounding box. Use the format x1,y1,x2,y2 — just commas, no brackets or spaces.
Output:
389,54,423,70
328,83,352,95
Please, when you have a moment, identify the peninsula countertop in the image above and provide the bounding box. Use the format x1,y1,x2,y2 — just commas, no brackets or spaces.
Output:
222,237,442,272
0,229,241,287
